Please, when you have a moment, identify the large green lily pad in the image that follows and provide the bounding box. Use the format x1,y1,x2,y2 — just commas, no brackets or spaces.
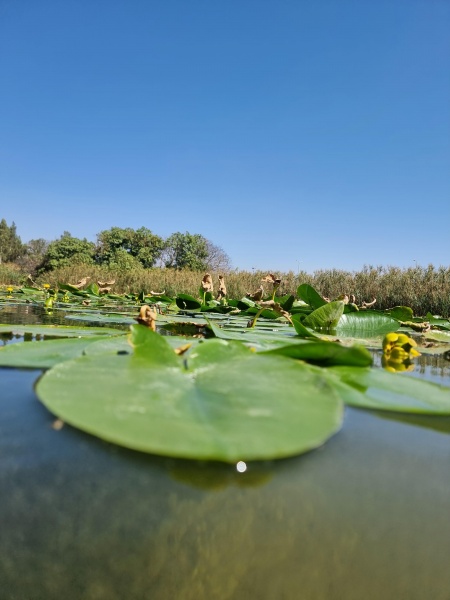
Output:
335,312,400,337
35,326,344,462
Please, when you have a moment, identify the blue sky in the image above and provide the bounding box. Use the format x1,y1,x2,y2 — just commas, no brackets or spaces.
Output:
1,0,449,273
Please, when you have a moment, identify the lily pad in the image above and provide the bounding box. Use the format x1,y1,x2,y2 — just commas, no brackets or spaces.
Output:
261,341,373,367
386,306,414,321
0,324,122,337
36,326,344,462
330,366,450,414
424,330,450,343
0,335,119,368
297,284,327,310
425,314,450,331
176,294,202,310
303,301,345,331
335,312,400,337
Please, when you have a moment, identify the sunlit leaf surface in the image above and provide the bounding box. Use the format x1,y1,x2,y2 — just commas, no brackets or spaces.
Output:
330,366,450,414
36,327,344,462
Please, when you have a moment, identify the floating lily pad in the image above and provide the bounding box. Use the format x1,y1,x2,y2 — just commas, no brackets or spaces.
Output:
424,330,450,343
64,313,135,325
261,341,373,367
335,312,400,337
36,326,344,462
0,335,120,368
386,306,413,321
425,314,450,330
330,366,450,414
0,324,122,337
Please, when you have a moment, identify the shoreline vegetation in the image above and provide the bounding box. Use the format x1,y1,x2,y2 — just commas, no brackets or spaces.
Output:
1,262,449,318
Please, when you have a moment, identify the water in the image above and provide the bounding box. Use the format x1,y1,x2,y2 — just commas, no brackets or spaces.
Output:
1,304,450,599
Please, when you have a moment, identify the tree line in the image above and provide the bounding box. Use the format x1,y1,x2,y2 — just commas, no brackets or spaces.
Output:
0,219,231,273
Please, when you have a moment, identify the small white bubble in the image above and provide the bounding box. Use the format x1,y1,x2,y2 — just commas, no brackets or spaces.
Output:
236,461,247,473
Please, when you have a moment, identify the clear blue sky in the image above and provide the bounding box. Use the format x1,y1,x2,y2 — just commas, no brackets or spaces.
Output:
1,0,449,273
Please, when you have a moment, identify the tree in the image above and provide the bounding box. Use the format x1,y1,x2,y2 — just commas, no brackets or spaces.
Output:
162,232,210,270
205,239,232,272
37,232,95,273
95,227,164,268
0,219,25,264
17,238,50,273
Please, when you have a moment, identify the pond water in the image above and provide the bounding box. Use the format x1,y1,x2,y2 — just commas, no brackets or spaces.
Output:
1,304,450,599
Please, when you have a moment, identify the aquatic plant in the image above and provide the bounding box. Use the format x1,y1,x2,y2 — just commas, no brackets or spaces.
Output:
0,278,449,462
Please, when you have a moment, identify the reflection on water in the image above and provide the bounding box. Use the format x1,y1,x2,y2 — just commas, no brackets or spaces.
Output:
371,349,450,386
1,369,449,600
0,302,71,326
1,304,450,599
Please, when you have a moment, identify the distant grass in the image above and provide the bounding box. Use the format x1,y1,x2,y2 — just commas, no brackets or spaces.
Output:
0,263,26,286
1,263,449,318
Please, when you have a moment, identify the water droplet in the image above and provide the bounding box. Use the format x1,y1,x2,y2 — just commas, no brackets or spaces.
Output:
236,461,247,473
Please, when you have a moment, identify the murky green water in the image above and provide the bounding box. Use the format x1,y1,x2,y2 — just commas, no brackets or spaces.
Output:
1,305,450,599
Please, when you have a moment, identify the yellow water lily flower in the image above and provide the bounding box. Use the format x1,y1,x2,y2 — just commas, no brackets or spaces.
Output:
382,331,421,372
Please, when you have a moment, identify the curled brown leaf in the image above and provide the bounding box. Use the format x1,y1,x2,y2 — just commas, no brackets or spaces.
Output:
201,273,214,293
135,305,158,331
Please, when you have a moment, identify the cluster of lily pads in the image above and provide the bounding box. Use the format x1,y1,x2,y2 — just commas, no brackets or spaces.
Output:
1,274,449,463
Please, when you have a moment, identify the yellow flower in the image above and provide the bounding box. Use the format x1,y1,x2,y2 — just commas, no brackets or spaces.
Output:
43,283,50,289
6,286,13,293
381,331,421,372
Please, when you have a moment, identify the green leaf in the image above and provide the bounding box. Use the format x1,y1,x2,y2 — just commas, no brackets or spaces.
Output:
236,297,256,310
276,294,295,312
290,314,320,338
297,284,327,310
36,331,343,462
129,324,181,365
425,313,450,330
335,311,400,337
261,341,373,367
64,312,135,324
0,335,118,368
85,283,100,296
330,366,450,414
205,318,298,348
176,294,202,310
386,306,414,321
0,324,122,337
303,301,345,331
424,330,450,343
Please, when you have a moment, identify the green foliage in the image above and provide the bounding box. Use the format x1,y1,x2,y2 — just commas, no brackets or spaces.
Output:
163,231,209,270
37,232,95,273
0,262,25,285
18,238,49,273
1,280,449,462
0,219,25,264
96,227,164,269
35,327,344,462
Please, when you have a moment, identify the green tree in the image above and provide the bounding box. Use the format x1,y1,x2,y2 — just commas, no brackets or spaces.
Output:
95,227,164,268
37,232,95,273
162,232,210,270
0,219,25,264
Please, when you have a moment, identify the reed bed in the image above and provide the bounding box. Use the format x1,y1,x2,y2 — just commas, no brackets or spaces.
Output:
1,263,449,318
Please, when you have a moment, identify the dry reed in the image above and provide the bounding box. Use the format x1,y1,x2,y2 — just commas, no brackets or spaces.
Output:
1,263,449,317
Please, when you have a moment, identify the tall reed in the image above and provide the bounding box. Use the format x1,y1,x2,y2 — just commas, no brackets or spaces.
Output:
1,263,449,317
